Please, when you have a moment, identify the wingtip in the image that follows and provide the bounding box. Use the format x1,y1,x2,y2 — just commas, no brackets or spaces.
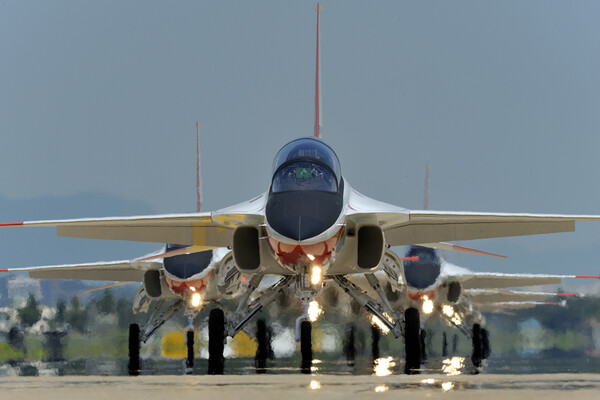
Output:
0,222,24,227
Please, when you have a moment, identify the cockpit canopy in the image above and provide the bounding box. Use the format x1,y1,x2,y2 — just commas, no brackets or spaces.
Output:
271,137,342,194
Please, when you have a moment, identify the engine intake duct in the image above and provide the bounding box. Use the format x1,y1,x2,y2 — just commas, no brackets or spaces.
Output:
357,225,384,270
144,270,162,298
233,226,261,271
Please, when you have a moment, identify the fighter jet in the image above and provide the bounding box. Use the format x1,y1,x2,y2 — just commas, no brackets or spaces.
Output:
1,122,246,374
344,165,599,370
389,244,595,369
2,4,600,374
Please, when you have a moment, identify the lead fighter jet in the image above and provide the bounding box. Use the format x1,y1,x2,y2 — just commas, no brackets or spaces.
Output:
2,4,600,373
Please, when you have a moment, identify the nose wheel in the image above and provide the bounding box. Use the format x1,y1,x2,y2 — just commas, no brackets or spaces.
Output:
299,320,312,373
185,329,195,373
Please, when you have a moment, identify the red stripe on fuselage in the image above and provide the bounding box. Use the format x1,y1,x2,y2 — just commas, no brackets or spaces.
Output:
576,275,600,279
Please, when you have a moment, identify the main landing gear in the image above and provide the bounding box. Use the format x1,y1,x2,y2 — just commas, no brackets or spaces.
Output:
471,323,490,368
255,319,273,373
344,323,357,366
404,307,421,373
208,308,225,375
128,323,141,376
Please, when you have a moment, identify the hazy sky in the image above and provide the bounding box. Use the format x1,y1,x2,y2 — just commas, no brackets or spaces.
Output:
2,1,600,277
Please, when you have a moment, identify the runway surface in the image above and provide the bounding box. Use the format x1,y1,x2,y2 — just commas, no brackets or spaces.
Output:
0,374,599,400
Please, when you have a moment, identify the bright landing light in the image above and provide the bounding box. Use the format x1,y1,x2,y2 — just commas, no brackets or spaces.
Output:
442,305,454,317
311,265,322,285
308,300,323,322
422,296,434,314
371,315,390,334
191,293,202,308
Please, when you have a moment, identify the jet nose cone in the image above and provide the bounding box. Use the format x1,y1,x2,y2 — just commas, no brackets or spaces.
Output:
266,191,342,241
273,215,329,241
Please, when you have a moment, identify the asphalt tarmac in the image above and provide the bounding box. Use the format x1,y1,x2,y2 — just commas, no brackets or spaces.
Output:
0,374,599,400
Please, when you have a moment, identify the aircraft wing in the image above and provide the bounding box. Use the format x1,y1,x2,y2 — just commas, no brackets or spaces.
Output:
464,289,563,303
0,211,264,247
1,260,162,281
2,190,600,248
451,272,598,289
355,210,600,246
346,192,600,245
475,301,562,312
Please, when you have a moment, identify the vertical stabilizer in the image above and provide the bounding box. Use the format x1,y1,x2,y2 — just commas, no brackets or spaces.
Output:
195,121,202,212
314,3,322,138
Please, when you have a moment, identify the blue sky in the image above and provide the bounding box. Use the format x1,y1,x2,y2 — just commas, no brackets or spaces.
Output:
1,1,600,278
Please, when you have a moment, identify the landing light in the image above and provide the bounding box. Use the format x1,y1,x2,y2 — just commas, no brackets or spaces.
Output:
308,300,322,322
451,314,462,325
311,265,322,285
191,293,202,308
371,315,390,334
422,296,434,314
442,305,454,317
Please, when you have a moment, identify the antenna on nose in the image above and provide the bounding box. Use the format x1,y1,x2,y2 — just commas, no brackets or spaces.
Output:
314,3,322,138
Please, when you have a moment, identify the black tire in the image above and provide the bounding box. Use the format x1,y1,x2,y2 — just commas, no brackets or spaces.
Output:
442,332,448,357
371,324,380,360
186,329,195,371
343,323,356,365
404,307,421,373
255,319,269,373
419,329,427,361
452,333,459,354
481,328,491,360
128,323,140,376
300,320,312,373
208,308,225,375
472,323,482,368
